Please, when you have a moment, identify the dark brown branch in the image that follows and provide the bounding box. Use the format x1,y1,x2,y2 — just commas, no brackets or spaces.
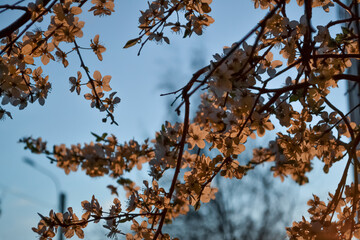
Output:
0,0,25,14
0,4,28,11
320,157,351,224
327,17,360,28
160,66,209,97
153,81,191,240
334,0,354,17
312,53,360,59
322,95,355,140
257,81,308,114
0,0,52,39
333,74,360,82
42,212,161,228
249,81,310,94
0,9,30,37
0,0,57,55
316,103,360,141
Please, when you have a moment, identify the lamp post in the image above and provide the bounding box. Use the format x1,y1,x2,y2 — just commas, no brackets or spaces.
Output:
23,157,66,240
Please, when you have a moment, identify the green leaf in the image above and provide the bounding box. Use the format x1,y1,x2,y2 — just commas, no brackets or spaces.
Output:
123,38,140,49
328,38,337,48
91,132,100,139
341,26,350,35
118,217,132,223
91,132,107,142
289,94,299,102
101,133,108,139
335,33,343,43
117,177,133,185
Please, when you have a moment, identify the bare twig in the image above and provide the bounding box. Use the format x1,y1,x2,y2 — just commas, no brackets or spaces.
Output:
73,40,118,125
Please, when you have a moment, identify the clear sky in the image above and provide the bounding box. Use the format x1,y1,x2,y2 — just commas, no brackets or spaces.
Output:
0,1,350,239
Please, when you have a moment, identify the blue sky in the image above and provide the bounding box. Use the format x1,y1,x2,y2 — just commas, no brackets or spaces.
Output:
0,1,351,239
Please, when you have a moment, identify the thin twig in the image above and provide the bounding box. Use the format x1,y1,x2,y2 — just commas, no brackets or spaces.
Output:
73,40,118,125
137,2,181,56
0,0,26,14
0,4,27,12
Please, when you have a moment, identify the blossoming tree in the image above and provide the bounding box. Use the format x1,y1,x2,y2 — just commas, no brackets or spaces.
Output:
1,0,360,239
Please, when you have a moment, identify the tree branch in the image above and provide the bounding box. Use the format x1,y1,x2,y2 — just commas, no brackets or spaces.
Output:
0,0,52,39
153,81,191,240
0,4,28,11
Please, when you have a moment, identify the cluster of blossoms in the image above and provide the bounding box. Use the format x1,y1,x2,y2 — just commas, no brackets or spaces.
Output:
0,0,217,122
2,0,360,239
124,0,214,50
0,0,119,123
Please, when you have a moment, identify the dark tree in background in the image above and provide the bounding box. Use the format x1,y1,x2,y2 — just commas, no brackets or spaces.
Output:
165,166,294,240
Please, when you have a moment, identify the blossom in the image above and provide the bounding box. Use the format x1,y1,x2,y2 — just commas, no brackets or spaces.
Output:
51,17,84,43
86,70,112,93
69,71,82,95
55,50,68,67
37,42,55,65
89,0,115,16
84,90,104,108
90,35,106,61
251,114,275,137
130,220,148,239
103,92,121,113
187,123,207,150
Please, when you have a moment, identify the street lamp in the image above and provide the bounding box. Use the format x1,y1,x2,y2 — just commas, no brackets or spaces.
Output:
23,157,66,240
